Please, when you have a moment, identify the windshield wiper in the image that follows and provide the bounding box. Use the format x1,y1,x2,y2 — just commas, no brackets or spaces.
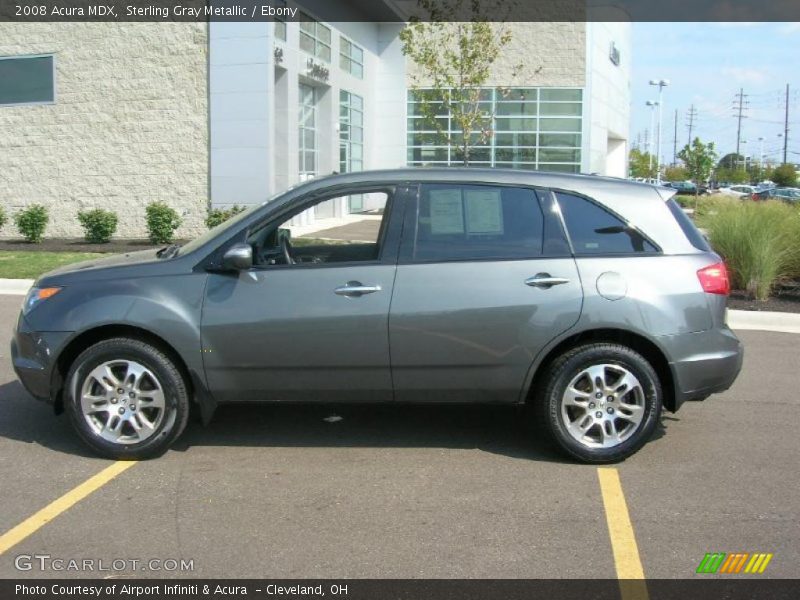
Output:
156,244,181,259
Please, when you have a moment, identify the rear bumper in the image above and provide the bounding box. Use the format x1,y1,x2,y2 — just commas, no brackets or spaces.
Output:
659,326,743,410
11,313,70,403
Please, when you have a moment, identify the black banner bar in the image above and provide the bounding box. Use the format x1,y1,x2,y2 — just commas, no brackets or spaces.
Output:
3,580,800,600
2,0,800,22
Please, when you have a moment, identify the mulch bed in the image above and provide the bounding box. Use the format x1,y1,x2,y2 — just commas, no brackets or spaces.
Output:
0,238,188,253
728,287,800,314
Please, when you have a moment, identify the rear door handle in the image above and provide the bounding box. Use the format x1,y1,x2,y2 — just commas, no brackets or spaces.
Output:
525,273,570,289
334,281,382,297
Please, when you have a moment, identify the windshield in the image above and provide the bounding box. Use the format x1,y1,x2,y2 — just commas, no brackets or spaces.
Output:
177,194,283,256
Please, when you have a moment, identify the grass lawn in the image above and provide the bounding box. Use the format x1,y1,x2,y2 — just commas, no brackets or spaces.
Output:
0,251,110,279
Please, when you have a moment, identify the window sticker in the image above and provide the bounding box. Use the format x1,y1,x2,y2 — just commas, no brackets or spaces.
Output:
465,189,503,235
429,189,465,234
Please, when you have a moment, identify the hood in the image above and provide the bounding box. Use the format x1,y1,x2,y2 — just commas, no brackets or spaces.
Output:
38,248,163,281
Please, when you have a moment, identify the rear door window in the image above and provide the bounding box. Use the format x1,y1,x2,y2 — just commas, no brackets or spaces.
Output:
556,192,658,254
414,184,551,261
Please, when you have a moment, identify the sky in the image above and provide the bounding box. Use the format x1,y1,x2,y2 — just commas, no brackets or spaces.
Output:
630,22,800,165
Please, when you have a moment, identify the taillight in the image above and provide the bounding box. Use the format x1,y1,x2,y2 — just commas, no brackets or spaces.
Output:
697,262,730,295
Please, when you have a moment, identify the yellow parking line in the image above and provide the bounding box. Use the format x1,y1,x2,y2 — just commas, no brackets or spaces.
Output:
0,461,137,556
597,467,648,600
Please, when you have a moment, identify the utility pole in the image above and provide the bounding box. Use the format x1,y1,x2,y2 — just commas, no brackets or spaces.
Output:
783,83,790,164
646,100,659,176
686,105,697,146
649,79,669,183
672,109,678,165
733,88,748,166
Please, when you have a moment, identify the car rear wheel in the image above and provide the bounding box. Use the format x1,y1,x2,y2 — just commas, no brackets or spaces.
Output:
535,343,662,463
65,338,189,459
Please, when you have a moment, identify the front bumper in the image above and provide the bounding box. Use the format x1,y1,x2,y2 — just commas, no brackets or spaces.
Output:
661,326,744,410
11,312,71,403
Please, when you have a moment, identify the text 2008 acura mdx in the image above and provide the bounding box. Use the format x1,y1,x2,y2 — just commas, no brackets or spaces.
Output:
11,169,743,463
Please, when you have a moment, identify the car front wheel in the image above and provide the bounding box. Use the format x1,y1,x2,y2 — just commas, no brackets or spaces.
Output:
65,337,189,459
536,343,662,463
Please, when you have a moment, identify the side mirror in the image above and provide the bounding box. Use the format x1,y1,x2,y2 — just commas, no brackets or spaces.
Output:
221,243,253,271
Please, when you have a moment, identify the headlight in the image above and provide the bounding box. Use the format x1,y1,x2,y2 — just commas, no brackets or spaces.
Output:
22,286,62,314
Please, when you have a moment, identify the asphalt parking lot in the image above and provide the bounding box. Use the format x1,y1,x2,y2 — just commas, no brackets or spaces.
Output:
0,293,797,580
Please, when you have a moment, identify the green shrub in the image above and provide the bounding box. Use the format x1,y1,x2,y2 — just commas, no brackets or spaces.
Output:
77,208,118,243
14,205,49,243
206,204,246,229
674,195,694,208
697,200,800,300
771,163,798,188
145,202,182,244
0,205,7,229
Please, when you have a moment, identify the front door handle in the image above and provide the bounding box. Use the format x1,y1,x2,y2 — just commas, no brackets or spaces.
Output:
525,273,570,289
334,281,382,297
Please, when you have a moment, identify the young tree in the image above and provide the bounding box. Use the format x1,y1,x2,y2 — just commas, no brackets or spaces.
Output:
678,138,717,198
771,163,798,187
628,148,656,179
400,0,520,166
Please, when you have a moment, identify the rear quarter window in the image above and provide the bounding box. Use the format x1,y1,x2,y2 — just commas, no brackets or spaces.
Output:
666,198,712,251
555,192,659,255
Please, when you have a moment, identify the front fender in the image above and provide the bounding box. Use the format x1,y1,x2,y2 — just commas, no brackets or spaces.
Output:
27,273,213,418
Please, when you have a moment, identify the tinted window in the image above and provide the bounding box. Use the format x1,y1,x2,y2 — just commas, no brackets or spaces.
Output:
666,198,711,251
556,192,658,254
415,184,545,261
0,56,54,105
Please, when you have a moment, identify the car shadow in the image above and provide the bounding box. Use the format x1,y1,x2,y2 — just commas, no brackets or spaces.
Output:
0,380,670,464
0,380,96,458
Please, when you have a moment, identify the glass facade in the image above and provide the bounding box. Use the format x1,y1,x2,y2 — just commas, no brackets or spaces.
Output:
407,88,583,173
339,38,364,79
340,91,365,212
274,19,287,41
298,83,317,180
299,15,331,62
339,90,364,173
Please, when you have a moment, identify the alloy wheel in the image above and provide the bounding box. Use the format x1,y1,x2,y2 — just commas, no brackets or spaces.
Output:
80,360,166,444
559,363,645,449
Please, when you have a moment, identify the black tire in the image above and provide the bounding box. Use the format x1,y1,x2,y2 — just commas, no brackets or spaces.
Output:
533,343,662,464
65,337,190,460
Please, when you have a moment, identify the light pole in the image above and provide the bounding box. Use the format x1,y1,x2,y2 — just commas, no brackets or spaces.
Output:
649,79,670,183
758,136,765,178
645,100,659,179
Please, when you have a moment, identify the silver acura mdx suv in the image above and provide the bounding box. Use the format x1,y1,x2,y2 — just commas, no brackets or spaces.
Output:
11,169,743,463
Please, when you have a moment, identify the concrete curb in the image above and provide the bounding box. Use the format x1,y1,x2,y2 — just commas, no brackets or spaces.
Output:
0,279,35,296
1,277,799,334
726,309,800,334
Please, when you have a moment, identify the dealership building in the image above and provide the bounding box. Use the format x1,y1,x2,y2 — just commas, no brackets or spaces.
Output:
0,8,630,238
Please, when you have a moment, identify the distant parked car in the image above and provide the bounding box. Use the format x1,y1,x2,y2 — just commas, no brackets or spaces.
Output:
666,181,708,195
718,185,755,198
769,187,800,203
750,189,771,201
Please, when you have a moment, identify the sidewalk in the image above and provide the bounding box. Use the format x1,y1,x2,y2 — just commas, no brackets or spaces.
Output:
1,278,799,334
